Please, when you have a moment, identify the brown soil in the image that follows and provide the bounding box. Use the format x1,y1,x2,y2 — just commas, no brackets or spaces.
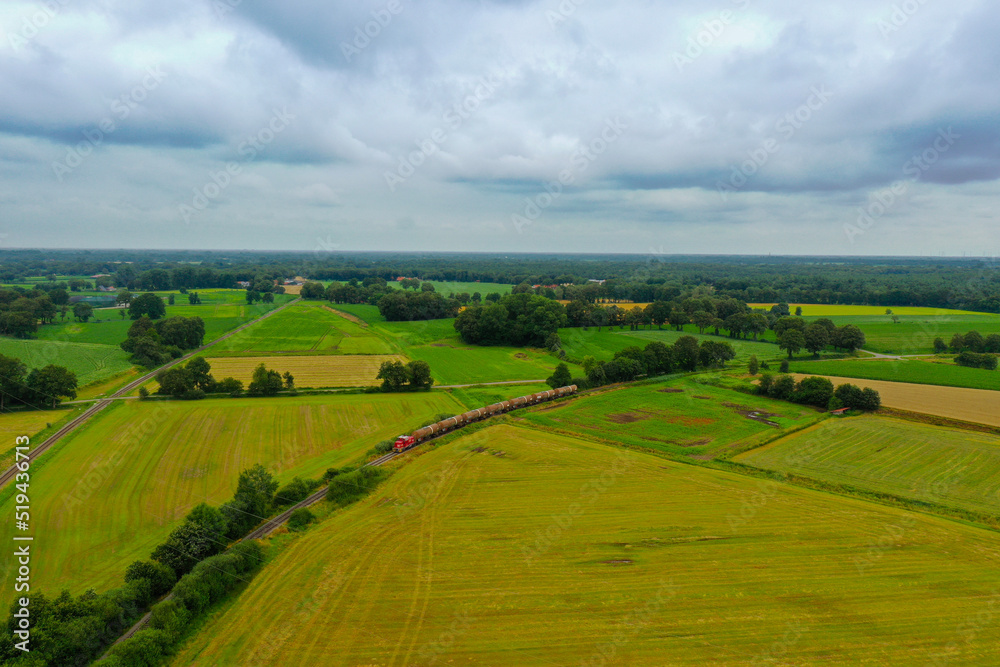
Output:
513,352,529,359
658,387,684,393
607,412,650,424
693,395,712,400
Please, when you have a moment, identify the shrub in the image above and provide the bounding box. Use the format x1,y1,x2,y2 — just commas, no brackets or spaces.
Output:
274,477,311,507
288,507,315,530
326,466,387,506
779,359,790,373
124,560,176,597
955,351,998,370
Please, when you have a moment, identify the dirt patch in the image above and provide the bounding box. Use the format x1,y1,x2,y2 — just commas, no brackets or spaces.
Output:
607,412,650,424
658,387,684,393
513,352,529,360
603,559,634,566
431,343,453,348
722,401,783,427
681,437,712,447
693,395,712,400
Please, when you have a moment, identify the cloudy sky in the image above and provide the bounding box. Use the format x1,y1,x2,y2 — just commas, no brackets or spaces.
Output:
0,0,997,255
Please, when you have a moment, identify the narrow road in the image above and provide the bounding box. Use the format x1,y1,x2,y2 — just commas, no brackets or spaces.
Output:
0,298,301,490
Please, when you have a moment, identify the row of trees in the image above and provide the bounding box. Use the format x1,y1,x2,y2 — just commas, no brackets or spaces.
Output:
581,336,736,388
758,373,881,411
773,317,866,357
377,290,460,321
938,331,1000,354
154,360,295,399
0,354,78,410
376,359,434,391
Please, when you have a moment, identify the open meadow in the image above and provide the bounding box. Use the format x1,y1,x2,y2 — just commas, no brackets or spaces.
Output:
737,414,1000,517
0,392,464,610
169,424,1000,666
518,378,824,458
790,357,1000,391
0,337,133,388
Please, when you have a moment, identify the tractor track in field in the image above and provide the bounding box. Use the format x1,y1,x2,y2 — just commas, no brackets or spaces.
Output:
107,449,401,651
0,298,302,491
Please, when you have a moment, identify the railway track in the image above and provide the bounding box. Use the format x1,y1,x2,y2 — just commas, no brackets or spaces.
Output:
109,449,401,650
0,298,301,491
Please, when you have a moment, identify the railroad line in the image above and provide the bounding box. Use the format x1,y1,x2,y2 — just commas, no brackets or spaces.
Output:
0,298,302,491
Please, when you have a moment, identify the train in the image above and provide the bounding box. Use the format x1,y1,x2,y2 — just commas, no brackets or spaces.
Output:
393,385,578,452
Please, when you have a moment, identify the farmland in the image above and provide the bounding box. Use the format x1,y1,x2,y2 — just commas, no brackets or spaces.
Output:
518,377,825,458
736,414,1000,518
747,304,987,317
204,354,408,387
0,337,133,388
0,392,464,608
790,357,1000,391
169,425,1000,666
791,374,1000,428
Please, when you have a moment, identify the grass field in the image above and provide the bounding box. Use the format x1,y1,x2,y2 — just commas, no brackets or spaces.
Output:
790,358,1000,391
169,424,1000,665
0,392,464,608
792,374,1000,428
736,415,1000,517
329,305,571,385
204,354,407,388
556,327,785,365
0,338,133,388
747,304,990,317
519,378,825,458
208,302,393,355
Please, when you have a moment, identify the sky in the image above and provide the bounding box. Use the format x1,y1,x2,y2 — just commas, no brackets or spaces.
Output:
0,0,997,256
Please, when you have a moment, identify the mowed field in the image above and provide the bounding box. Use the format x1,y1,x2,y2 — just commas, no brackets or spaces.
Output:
790,358,1000,391
0,392,464,608
519,378,824,458
793,374,1000,428
0,337,133,388
205,354,408,388
209,302,394,355
747,304,987,317
737,415,1000,517
170,425,1000,666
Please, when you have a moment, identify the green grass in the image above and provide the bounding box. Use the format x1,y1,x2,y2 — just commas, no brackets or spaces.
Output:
401,281,512,297
168,424,1000,666
736,414,1000,517
556,327,784,364
518,377,825,459
0,392,464,608
0,338,133,387
208,302,393,355
804,314,1000,355
749,303,989,317
789,358,1000,391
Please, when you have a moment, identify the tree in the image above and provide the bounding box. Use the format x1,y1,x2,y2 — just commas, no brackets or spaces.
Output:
124,560,176,597
933,337,948,354
221,464,278,539
546,362,572,389
803,323,829,357
986,334,1000,354
247,363,283,396
282,371,295,390
795,306,803,316
48,288,69,305
151,503,228,576
770,374,796,400
420,282,436,292
699,340,735,368
949,333,966,352
156,367,195,397
116,289,133,306
72,302,94,322
27,365,77,408
747,355,759,376
406,360,434,390
778,329,805,359
129,293,166,320
167,294,175,305
673,335,700,371
963,330,985,353
792,376,834,407
0,354,27,410
186,357,215,391
377,360,409,392
188,292,201,305
835,325,866,353
773,317,805,338
300,281,325,299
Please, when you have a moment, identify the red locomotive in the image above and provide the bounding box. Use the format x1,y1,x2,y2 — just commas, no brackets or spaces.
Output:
393,385,577,452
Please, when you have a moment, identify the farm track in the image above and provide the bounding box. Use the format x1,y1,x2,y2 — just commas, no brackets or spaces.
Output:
0,298,302,491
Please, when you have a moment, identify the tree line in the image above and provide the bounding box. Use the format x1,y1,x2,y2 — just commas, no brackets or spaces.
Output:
0,354,77,410
756,373,881,411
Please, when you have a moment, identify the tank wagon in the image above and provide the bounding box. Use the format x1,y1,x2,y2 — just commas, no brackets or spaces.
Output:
393,385,577,452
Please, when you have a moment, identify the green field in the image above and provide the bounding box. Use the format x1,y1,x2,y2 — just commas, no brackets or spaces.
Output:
790,357,1000,391
749,304,989,317
0,338,133,388
169,424,1000,665
736,415,1000,517
519,378,825,458
0,392,463,608
330,305,571,385
208,301,393,355
803,314,1000,355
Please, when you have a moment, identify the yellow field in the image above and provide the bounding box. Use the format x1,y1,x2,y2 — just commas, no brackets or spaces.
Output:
793,374,1000,427
205,354,407,388
557,300,652,310
748,304,985,317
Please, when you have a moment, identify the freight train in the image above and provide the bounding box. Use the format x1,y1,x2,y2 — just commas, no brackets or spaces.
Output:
393,385,578,452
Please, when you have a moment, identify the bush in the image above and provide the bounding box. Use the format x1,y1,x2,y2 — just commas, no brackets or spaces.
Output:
326,466,387,506
955,351,998,370
137,386,149,400
124,560,176,597
373,439,395,454
791,376,834,407
779,359,790,373
274,477,311,507
288,507,315,530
